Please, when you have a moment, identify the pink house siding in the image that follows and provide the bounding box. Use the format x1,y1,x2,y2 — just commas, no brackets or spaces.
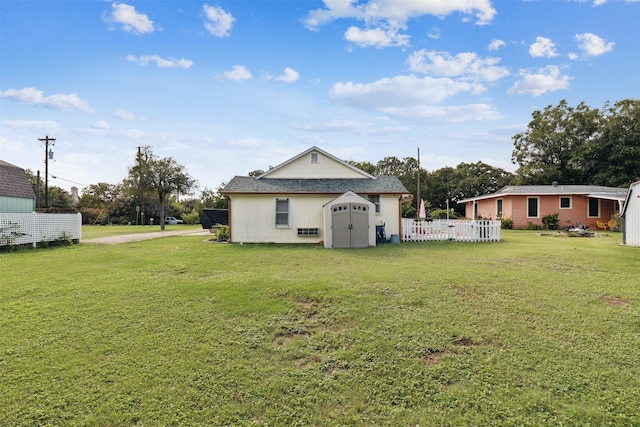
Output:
463,190,623,229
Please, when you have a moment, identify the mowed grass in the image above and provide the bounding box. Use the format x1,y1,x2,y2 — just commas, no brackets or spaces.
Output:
1,231,638,426
82,224,202,240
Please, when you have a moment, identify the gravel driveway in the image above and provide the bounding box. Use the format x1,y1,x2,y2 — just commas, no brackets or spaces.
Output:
82,229,211,245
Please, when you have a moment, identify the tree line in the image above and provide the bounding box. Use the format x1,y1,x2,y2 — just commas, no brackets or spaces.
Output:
29,98,638,223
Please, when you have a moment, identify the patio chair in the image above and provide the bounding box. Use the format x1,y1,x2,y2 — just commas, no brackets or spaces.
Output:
596,220,609,231
607,220,617,230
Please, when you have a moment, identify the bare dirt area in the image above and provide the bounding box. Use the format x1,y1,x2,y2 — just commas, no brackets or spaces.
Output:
82,229,210,245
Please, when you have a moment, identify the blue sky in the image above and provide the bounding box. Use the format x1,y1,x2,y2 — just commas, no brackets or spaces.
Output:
1,0,639,195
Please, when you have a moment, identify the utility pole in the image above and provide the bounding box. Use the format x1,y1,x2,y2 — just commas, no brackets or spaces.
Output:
38,135,56,208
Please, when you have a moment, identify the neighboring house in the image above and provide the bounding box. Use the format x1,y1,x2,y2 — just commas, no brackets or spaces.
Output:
621,181,640,247
0,160,36,213
221,146,409,248
458,183,627,230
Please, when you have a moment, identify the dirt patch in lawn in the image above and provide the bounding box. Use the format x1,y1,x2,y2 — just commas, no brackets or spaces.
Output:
600,296,629,307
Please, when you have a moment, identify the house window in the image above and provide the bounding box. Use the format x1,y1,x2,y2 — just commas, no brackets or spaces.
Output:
588,197,599,217
367,195,380,213
310,152,319,163
527,197,539,218
496,199,503,218
275,198,290,227
560,197,571,209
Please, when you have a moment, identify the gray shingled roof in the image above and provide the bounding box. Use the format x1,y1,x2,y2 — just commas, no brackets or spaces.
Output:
0,160,36,199
458,184,628,203
222,176,409,194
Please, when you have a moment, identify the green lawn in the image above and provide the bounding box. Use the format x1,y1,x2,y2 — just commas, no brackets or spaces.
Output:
1,231,638,426
81,224,203,240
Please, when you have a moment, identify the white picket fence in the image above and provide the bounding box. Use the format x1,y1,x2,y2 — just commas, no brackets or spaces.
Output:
0,212,82,247
401,218,501,242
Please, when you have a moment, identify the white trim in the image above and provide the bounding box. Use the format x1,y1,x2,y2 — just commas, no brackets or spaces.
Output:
527,197,539,218
559,196,572,209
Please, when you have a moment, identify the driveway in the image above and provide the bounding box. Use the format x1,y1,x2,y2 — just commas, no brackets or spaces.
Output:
82,228,211,245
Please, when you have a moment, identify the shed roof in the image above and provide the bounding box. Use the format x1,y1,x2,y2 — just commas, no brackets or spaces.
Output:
458,185,628,203
222,176,408,195
620,181,640,218
0,160,36,199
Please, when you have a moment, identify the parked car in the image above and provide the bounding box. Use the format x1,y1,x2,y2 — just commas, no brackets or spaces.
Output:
164,216,184,224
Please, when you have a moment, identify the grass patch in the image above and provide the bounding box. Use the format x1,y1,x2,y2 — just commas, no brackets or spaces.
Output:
1,231,639,426
82,224,202,240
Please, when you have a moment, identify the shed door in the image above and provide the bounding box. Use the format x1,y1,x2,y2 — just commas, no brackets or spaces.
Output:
331,203,369,248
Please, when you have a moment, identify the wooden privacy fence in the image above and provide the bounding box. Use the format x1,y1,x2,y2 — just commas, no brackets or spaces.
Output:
0,213,82,247
401,219,501,242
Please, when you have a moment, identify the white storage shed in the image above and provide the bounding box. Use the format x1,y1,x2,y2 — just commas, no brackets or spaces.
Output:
621,181,640,247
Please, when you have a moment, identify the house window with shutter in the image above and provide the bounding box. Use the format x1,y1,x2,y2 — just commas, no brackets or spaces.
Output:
275,198,290,227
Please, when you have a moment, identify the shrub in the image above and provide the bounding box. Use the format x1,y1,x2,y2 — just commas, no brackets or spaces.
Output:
526,222,543,230
500,217,513,229
182,210,201,225
429,209,461,219
542,213,560,230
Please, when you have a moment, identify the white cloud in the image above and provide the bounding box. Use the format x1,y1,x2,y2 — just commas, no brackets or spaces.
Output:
104,3,154,35
113,109,138,120
508,66,572,96
126,54,193,69
0,120,61,131
223,65,252,81
275,67,300,83
203,4,235,37
303,0,497,30
574,33,614,57
92,120,111,130
330,75,474,109
488,39,506,51
529,36,559,58
290,120,374,132
593,0,607,5
345,25,410,48
0,87,95,113
407,50,510,82
303,0,495,49
427,27,440,40
328,74,501,122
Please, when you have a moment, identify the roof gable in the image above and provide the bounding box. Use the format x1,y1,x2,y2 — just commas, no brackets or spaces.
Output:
257,146,374,179
0,160,36,199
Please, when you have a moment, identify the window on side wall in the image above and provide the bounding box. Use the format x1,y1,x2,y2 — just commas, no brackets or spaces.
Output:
367,195,380,214
496,199,503,218
527,197,539,218
588,197,599,217
310,152,319,163
275,198,290,227
560,196,571,209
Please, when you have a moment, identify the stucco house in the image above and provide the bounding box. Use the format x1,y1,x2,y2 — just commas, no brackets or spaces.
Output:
221,146,409,248
458,184,627,230
621,181,640,247
0,160,36,213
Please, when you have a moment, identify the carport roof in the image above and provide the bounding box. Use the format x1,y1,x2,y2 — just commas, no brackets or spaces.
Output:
222,176,409,194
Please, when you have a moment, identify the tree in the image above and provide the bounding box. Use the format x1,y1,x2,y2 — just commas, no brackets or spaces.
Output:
124,147,196,230
512,98,638,186
25,170,73,209
586,99,640,186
